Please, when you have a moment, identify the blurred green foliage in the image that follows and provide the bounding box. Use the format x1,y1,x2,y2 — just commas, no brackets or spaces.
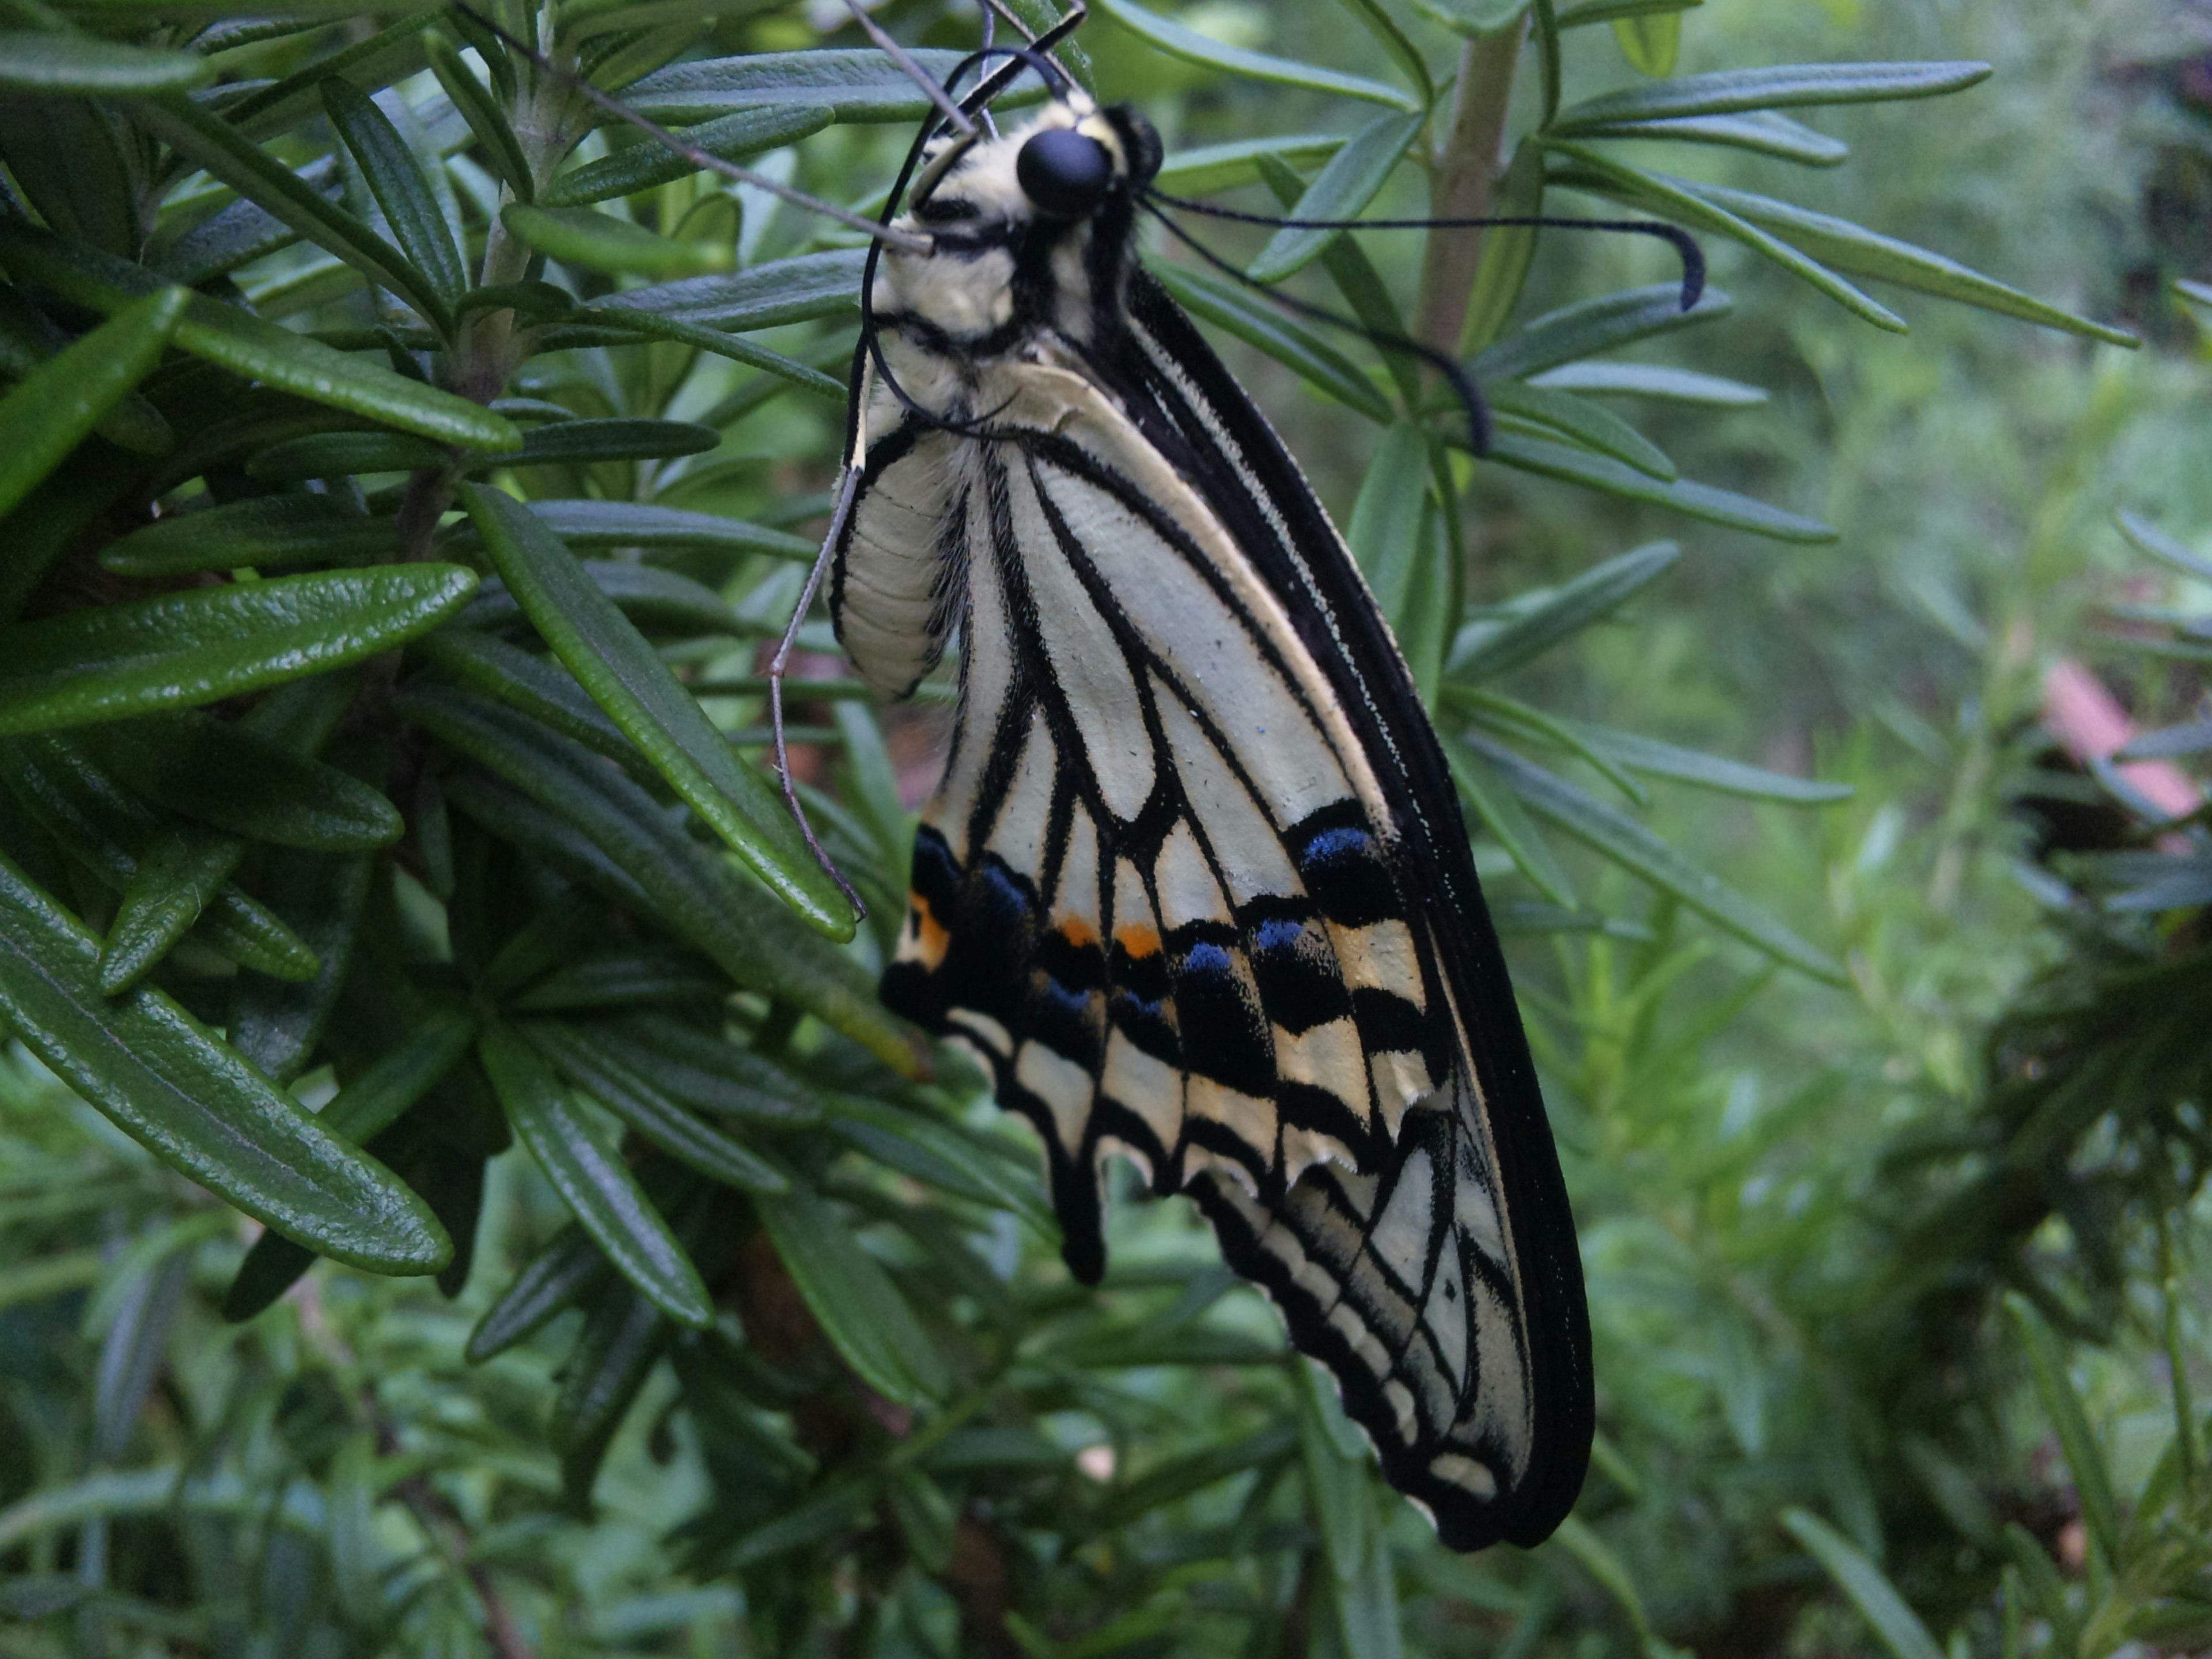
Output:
0,0,2207,1654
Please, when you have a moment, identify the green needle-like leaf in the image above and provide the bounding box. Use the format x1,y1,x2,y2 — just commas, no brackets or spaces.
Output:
542,104,834,206
422,28,533,202
0,287,185,519
1451,541,1678,679
1475,282,1732,380
2007,1296,2123,1567
1246,110,1425,283
321,77,468,309
466,1224,608,1362
101,495,404,577
459,484,852,938
502,203,732,278
1487,380,1676,479
1779,1509,1944,1659
0,30,211,92
0,565,479,736
0,851,447,1274
1092,0,1418,108
478,1021,714,1328
1480,431,1836,541
80,713,402,851
1554,60,1993,131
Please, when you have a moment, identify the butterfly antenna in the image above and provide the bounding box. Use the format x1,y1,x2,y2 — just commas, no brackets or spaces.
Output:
1143,200,1499,454
443,2,931,253
1146,190,1707,312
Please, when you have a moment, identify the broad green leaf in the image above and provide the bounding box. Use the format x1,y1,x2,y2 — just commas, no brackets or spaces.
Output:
0,850,447,1273
0,288,185,518
398,688,918,1072
138,95,454,334
624,48,1023,123
422,28,532,202
1468,736,1846,979
0,565,478,735
1530,361,1767,404
1475,281,1732,380
521,1018,787,1193
228,847,373,1084
2006,1296,2122,1567
1443,734,1576,905
1148,263,1393,423
460,486,850,936
478,1021,713,1328
1410,0,1530,37
543,104,835,206
467,1224,608,1362
1565,721,1854,802
601,248,865,331
1451,541,1677,679
1554,60,1993,130
1247,110,1425,283
2118,508,2212,584
1093,0,1419,109
1482,430,1836,541
1780,1509,1944,1659
2,735,317,981
1155,134,1347,195
1612,12,1679,75
503,203,732,278
79,713,402,851
0,222,517,448
1661,177,2138,345
100,495,403,576
551,1279,665,1463
754,1177,950,1406
590,1012,827,1124
0,30,210,92
221,1006,479,1320
442,499,816,561
1567,109,1847,166
1488,379,1675,478
321,77,467,309
1546,143,1907,331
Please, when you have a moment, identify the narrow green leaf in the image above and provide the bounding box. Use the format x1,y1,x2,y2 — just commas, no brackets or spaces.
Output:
415,628,637,766
1529,361,1767,404
1460,138,1546,355
1092,0,1419,108
1555,60,1993,130
510,416,721,465
1247,110,1425,283
624,48,1013,124
823,1094,1054,1232
0,288,185,519
1487,379,1675,478
1779,1509,1944,1659
102,828,248,995
1256,154,1418,404
397,686,918,1072
1546,143,1907,331
244,431,447,481
2000,1522,2080,1650
1450,541,1678,679
589,1013,826,1124
509,947,724,1013
228,847,373,1084
321,77,467,308
218,5,440,138
2119,719,2212,760
503,203,731,278
1611,12,1679,75
1555,0,1698,23
1550,1516,1667,1650
1334,0,1434,104
0,565,478,736
422,28,532,202
2006,1296,2123,1567
1653,176,2138,346
1562,721,1854,802
522,1018,787,1193
1091,1426,1298,1531
79,713,402,851
0,850,447,1272
441,499,816,561
1468,736,1846,979
467,1224,608,1362
754,1177,950,1406
1442,735,1577,905
100,495,403,577
568,302,849,397
2177,276,2212,315
1297,1362,1371,1583
551,1278,665,1456
2118,509,2212,584
0,221,518,449
1155,134,1348,195
138,95,453,334
1349,424,1445,699
600,248,865,332
1480,430,1837,541
460,485,850,936
1474,281,1732,380
543,104,835,206
1149,263,1393,423
0,30,210,92
1570,109,1847,165
1458,688,1649,802
478,1021,713,1328
1411,0,1531,36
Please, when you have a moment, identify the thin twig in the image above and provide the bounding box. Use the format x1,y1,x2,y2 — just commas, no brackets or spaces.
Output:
770,464,869,917
842,0,975,138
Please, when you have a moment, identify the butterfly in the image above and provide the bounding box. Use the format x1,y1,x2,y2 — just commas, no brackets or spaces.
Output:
808,42,1593,1553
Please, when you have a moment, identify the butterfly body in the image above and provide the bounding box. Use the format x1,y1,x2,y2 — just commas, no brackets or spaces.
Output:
829,90,1590,1551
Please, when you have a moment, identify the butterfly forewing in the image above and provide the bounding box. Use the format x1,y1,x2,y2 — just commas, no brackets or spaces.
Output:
828,96,1589,1551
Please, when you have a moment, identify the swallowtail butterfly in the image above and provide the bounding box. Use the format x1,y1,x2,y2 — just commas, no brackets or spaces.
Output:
814,43,1592,1551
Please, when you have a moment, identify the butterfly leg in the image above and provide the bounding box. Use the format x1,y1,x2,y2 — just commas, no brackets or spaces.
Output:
770,461,869,919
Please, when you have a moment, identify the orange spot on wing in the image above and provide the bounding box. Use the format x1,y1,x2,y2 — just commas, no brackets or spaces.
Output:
1113,922,1161,960
907,891,949,971
1057,916,1100,950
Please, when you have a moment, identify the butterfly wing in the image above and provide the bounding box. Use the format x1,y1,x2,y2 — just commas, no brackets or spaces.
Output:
832,274,1590,1551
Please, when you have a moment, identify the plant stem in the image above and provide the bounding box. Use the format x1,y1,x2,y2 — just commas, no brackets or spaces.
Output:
1414,18,1529,354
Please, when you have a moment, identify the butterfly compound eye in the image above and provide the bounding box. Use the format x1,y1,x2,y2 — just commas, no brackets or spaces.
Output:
1017,127,1113,219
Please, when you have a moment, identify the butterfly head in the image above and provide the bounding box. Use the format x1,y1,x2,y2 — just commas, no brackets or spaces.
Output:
875,94,1162,351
